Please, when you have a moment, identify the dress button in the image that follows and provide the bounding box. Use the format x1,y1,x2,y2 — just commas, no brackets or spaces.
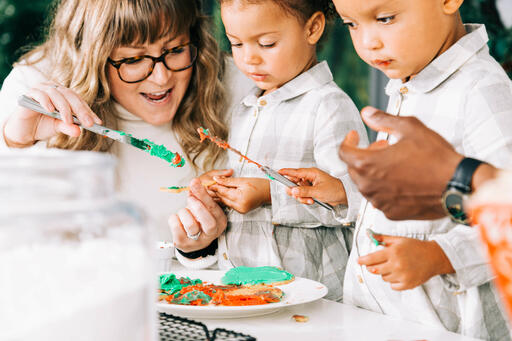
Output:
399,86,408,94
253,109,258,117
357,275,364,284
223,252,228,260
259,99,267,106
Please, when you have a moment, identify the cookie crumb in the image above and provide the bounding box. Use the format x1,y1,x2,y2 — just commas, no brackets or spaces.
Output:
292,314,308,323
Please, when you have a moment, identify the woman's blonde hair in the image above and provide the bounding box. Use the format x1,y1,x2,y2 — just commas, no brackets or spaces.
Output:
20,0,228,169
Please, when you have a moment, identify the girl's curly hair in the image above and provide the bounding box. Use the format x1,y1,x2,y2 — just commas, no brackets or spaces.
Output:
218,0,339,23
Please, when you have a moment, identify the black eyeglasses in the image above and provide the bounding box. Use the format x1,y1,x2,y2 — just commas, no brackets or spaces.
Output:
107,43,198,83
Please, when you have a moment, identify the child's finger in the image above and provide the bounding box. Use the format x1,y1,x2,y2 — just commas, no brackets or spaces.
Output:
358,250,388,266
390,282,409,291
381,272,400,283
290,186,319,200
213,176,244,188
205,169,234,178
374,233,400,246
278,168,310,181
211,184,238,202
216,195,238,211
279,173,301,184
297,197,314,205
367,263,391,276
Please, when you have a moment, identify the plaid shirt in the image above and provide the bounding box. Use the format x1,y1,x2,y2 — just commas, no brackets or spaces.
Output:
217,61,368,301
344,25,512,340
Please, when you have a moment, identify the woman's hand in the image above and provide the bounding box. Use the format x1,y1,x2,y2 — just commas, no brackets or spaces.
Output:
168,178,228,253
358,232,455,291
210,176,270,214
278,167,347,206
3,83,102,147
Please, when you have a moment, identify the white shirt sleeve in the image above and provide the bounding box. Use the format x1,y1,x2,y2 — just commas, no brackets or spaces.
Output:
0,63,50,150
434,74,512,291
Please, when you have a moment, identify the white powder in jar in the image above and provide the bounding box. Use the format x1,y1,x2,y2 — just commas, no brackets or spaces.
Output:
0,236,154,341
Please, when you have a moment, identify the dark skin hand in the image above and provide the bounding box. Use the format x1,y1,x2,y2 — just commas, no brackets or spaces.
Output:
359,232,455,291
338,106,464,220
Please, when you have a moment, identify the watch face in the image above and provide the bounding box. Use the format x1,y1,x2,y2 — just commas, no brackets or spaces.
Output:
443,191,469,224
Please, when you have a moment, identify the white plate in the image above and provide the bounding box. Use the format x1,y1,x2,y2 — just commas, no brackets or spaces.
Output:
157,270,328,319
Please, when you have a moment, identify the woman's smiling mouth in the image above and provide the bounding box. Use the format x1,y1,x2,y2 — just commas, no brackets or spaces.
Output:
141,88,173,104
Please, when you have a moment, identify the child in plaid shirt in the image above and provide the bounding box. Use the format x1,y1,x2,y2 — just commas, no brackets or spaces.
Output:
176,0,368,301
283,0,512,338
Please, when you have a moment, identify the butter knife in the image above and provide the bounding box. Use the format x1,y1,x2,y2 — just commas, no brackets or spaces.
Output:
18,95,184,166
260,165,334,211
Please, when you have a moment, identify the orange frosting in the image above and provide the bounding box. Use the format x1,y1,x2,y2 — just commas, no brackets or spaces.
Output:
197,127,263,168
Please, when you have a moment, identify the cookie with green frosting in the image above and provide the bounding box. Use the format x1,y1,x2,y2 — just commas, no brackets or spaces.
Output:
221,266,295,286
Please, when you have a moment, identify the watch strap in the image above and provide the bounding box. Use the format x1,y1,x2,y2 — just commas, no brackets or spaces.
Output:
447,157,485,194
176,238,218,260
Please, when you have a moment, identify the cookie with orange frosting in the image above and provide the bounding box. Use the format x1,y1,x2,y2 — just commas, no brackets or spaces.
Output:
159,274,284,306
221,266,295,286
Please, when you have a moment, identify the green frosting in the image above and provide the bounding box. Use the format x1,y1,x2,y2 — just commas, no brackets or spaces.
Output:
221,266,293,285
159,274,202,295
114,130,185,167
143,139,185,167
171,290,212,305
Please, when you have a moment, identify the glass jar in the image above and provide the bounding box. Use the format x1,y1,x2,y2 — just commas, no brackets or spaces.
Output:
468,171,512,321
0,149,154,340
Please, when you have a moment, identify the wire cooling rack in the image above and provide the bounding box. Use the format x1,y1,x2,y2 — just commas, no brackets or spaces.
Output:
159,312,256,341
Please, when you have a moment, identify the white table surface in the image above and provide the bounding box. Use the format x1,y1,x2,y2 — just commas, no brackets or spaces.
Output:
195,299,481,341
164,256,482,341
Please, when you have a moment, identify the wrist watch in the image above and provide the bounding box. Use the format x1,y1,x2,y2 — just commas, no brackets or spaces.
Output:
442,157,486,225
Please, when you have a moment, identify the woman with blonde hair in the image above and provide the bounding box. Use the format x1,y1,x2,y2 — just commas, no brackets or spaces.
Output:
0,0,252,238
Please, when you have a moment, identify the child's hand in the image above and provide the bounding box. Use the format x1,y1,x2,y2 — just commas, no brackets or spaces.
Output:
198,169,233,201
210,176,270,214
358,232,455,291
278,167,347,206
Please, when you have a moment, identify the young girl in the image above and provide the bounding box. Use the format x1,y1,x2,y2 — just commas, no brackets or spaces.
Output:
181,0,368,301
281,0,512,338
0,0,253,239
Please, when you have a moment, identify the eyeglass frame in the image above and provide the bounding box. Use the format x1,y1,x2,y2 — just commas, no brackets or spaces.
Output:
107,42,198,84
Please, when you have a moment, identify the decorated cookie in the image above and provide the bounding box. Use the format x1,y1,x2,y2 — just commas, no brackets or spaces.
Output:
221,266,295,286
